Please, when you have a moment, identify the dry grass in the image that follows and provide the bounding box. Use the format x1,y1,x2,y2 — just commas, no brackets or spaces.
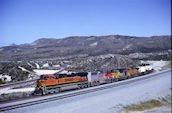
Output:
160,61,171,71
123,99,163,111
122,94,171,113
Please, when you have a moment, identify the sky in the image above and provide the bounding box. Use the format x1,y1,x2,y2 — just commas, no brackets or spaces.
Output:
0,0,171,46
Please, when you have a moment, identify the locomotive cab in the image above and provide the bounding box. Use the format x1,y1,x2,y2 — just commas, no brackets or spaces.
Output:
35,74,56,95
38,74,56,85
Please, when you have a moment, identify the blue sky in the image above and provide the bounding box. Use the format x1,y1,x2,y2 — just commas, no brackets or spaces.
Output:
0,0,171,46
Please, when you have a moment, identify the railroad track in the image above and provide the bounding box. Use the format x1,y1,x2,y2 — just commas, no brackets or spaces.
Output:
0,69,170,112
0,79,37,89
0,67,66,89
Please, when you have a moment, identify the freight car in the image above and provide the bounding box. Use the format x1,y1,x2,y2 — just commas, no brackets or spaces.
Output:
137,63,154,75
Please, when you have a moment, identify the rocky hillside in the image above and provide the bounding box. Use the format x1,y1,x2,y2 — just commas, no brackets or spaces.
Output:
0,35,171,61
66,54,138,72
0,35,171,82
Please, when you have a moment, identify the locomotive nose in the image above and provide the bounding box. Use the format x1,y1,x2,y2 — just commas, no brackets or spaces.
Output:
36,80,43,88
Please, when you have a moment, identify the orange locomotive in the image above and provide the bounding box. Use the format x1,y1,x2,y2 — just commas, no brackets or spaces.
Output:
126,68,139,78
34,65,152,95
34,73,88,95
105,68,139,81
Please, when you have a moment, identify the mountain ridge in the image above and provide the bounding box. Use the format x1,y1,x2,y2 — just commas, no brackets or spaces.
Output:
0,35,171,61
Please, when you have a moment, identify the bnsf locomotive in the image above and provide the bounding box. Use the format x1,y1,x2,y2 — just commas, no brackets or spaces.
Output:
34,64,153,95
34,73,88,95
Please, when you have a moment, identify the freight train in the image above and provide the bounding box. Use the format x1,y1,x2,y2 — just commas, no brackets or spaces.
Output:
33,64,153,95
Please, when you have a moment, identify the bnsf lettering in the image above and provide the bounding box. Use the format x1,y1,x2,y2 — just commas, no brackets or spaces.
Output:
79,77,86,81
65,78,74,82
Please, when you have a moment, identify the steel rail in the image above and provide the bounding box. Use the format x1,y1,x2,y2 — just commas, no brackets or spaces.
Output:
0,70,170,112
0,67,66,89
0,79,37,89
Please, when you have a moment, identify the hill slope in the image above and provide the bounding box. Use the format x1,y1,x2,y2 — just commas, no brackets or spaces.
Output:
0,35,171,61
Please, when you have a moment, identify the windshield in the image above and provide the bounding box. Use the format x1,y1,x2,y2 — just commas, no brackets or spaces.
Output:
40,75,49,80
